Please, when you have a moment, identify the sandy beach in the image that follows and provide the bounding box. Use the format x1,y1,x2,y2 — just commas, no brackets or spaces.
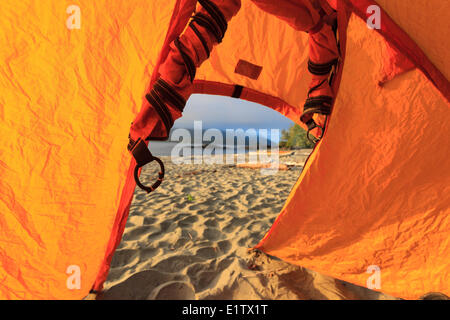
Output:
99,150,397,300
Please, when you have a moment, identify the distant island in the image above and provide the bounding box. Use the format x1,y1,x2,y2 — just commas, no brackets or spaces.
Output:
167,127,278,150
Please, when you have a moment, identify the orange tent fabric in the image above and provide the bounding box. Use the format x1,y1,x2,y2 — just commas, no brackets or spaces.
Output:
0,0,173,299
0,0,448,299
255,3,450,299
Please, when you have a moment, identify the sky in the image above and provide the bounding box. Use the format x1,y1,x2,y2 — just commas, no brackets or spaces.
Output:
172,94,294,131
151,94,295,156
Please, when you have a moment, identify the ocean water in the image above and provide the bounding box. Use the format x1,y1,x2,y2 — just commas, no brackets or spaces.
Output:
149,141,276,157
149,128,280,157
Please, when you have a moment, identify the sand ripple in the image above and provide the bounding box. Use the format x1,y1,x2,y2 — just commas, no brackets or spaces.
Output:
100,150,396,300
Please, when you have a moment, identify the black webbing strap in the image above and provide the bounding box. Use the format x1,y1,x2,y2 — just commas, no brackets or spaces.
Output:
300,5,339,144
153,78,186,113
198,0,227,38
191,13,223,44
303,96,333,116
231,85,244,98
189,0,228,51
189,22,210,58
308,58,338,76
174,37,196,82
175,0,228,81
146,89,173,133
144,78,188,139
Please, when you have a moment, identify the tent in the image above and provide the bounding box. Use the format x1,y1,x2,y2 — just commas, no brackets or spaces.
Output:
0,0,448,299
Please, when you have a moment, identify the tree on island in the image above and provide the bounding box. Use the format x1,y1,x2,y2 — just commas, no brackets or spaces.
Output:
279,124,315,149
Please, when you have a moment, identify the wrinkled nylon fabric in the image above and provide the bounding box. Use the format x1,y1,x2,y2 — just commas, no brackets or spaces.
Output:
1,0,449,300
255,14,450,299
0,0,175,299
346,0,449,101
378,41,415,86
375,0,449,81
130,0,339,142
194,0,313,123
96,0,337,293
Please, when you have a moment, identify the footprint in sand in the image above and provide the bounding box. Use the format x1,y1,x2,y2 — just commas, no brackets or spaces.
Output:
217,240,232,254
245,193,257,202
202,228,222,242
248,221,269,233
237,232,262,247
223,217,250,234
172,237,191,250
126,215,144,227
181,229,197,240
204,218,218,228
174,202,188,209
146,231,165,243
187,201,213,211
122,226,155,242
134,192,150,202
186,257,237,293
153,255,203,273
148,281,196,300
159,220,175,233
101,270,189,300
139,247,160,261
177,215,199,228
143,216,158,225
250,203,272,212
110,249,140,268
192,271,218,292
181,186,193,193
195,247,218,260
